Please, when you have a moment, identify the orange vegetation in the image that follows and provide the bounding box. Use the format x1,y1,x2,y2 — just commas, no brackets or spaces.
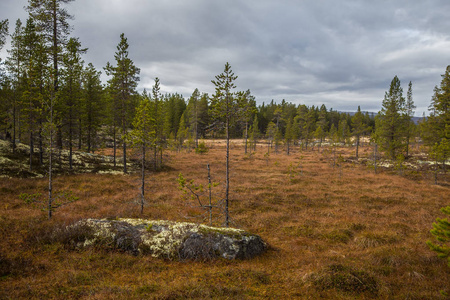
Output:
0,141,449,299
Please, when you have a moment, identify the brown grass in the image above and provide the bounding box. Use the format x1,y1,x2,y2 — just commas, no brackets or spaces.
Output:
0,142,449,299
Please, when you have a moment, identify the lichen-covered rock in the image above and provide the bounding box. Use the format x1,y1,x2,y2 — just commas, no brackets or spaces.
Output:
69,218,266,260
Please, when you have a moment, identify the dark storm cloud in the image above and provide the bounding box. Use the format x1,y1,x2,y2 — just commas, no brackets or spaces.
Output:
2,0,450,115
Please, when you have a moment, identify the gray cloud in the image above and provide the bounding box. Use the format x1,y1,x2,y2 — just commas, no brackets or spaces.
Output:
1,0,450,116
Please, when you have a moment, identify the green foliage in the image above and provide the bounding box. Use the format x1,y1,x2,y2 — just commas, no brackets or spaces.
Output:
128,97,155,147
195,140,209,154
0,19,8,51
394,154,406,175
427,206,450,267
177,172,221,224
374,76,409,159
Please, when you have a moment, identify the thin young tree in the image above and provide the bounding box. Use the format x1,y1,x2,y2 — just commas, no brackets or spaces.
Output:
128,96,155,214
237,89,256,154
211,62,238,227
150,77,162,170
351,106,370,159
187,88,200,148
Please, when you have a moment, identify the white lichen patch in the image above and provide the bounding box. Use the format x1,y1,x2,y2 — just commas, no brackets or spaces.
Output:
0,156,14,165
97,170,123,175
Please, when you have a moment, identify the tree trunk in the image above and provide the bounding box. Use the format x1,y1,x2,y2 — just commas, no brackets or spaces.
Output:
355,134,360,159
141,144,145,214
113,125,116,167
39,121,43,166
207,163,212,226
244,121,248,154
48,100,54,220
29,130,33,171
225,116,230,228
69,117,73,170
374,143,378,174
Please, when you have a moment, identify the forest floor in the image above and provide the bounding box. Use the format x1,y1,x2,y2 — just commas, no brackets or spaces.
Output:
0,139,449,299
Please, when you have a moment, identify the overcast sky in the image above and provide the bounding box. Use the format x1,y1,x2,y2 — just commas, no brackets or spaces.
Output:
2,0,450,116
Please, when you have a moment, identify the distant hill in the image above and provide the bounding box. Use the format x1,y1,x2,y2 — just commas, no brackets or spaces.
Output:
339,111,424,124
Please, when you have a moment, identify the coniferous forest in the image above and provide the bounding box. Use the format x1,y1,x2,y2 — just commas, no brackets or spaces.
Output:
0,1,449,299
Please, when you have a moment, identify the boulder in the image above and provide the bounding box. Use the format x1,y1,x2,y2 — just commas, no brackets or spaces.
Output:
69,218,266,260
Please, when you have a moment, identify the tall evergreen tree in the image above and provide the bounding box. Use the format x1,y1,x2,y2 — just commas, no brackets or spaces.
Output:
82,63,104,153
104,33,140,174
21,18,49,170
60,37,86,169
422,66,450,170
404,81,416,157
27,0,74,93
0,19,8,51
374,76,407,159
5,19,25,152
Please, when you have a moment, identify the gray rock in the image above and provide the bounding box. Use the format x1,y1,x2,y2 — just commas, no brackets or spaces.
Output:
70,218,266,260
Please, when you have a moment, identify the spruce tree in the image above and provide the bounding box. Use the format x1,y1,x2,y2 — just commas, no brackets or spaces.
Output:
374,76,407,159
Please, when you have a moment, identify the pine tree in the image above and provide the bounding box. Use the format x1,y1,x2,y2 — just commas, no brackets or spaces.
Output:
176,112,188,151
211,62,238,227
0,19,8,51
237,89,256,154
250,114,259,151
60,37,86,169
186,88,200,148
81,63,104,153
285,117,294,155
150,77,163,170
351,106,369,158
426,206,450,268
104,33,140,174
422,66,450,171
5,19,23,153
27,0,74,93
404,81,416,157
374,76,407,159
21,17,49,170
